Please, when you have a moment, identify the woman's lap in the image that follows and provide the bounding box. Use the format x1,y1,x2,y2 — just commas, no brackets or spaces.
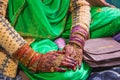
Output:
19,39,91,80
19,7,120,80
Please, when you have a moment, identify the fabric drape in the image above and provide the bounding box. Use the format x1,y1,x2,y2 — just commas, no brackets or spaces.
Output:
8,0,91,80
8,0,120,80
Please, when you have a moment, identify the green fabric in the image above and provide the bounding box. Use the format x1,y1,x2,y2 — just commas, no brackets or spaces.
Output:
90,7,120,38
31,39,58,54
8,0,70,39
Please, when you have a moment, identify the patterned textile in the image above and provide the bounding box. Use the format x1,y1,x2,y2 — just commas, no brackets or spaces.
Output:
70,0,91,32
0,0,18,78
0,16,26,55
0,48,18,78
0,73,22,80
87,66,120,80
0,0,8,17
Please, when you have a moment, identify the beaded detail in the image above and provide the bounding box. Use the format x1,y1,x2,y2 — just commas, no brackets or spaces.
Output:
0,47,18,78
0,0,18,78
70,0,91,32
69,0,91,48
0,16,26,55
0,0,8,17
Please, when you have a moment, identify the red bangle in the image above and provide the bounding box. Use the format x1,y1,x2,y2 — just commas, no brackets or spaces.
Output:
28,53,42,72
37,54,46,71
20,48,34,66
13,44,29,59
28,53,42,67
26,49,36,66
17,44,30,60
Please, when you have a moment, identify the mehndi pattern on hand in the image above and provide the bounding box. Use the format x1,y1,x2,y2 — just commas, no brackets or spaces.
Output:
63,0,91,66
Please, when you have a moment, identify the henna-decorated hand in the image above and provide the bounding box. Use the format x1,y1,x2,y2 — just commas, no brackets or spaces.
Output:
67,0,90,68
28,50,77,72
63,43,83,66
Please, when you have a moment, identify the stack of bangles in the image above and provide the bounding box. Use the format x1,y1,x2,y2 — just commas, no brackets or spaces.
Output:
13,44,64,72
69,0,91,48
13,44,42,72
70,25,88,48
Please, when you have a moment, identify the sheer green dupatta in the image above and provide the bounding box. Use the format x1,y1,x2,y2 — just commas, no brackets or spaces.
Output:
8,0,69,39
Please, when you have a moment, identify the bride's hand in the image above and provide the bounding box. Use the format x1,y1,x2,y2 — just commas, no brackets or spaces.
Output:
63,43,83,67
28,51,77,72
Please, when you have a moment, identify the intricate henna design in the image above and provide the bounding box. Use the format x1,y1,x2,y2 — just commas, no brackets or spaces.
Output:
29,51,77,72
63,43,82,66
14,44,77,72
63,0,91,66
11,41,77,72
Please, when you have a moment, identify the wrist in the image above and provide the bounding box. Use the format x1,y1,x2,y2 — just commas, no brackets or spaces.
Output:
69,25,88,48
37,51,64,72
13,43,43,72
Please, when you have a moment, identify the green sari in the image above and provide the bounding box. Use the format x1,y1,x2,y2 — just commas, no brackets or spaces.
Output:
8,0,120,80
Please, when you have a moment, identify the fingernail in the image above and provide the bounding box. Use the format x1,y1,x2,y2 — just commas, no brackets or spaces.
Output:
60,68,66,72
